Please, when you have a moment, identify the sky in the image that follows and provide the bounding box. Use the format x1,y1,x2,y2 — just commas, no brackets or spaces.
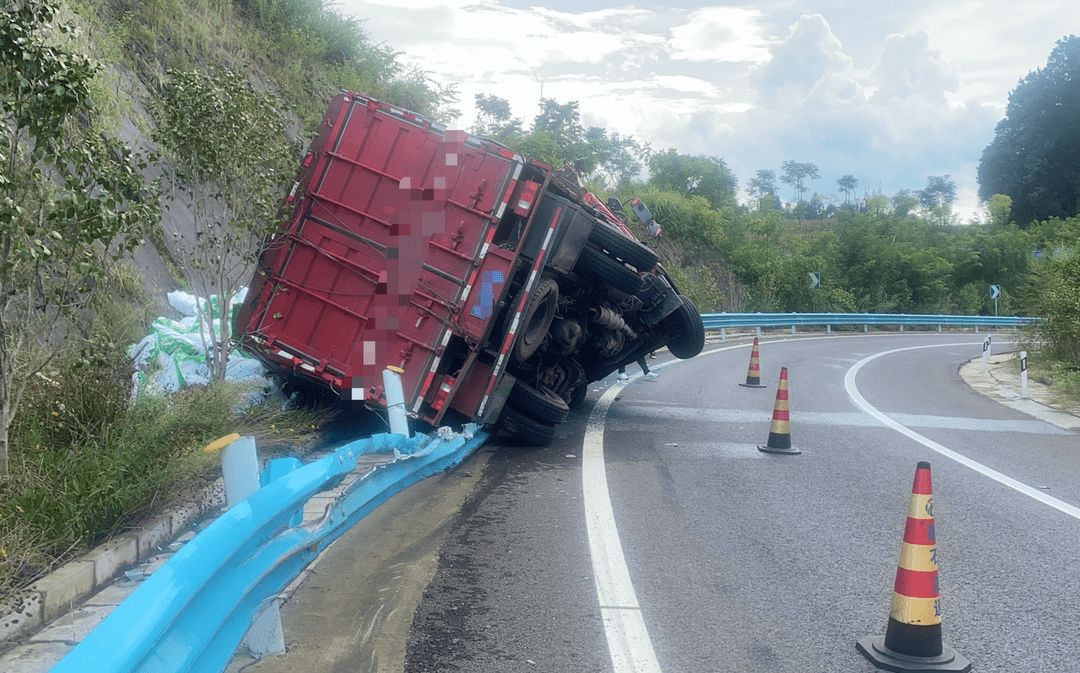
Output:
338,0,1075,221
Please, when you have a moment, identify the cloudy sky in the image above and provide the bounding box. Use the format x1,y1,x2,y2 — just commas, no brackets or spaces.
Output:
338,0,1074,221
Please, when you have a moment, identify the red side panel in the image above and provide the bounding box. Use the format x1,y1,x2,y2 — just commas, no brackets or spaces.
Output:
242,94,520,412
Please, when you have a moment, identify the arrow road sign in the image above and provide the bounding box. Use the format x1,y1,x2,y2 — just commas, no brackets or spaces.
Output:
808,272,820,290
990,284,1001,299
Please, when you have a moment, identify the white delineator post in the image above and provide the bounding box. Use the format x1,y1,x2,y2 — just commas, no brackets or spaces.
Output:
1020,351,1028,399
982,336,991,372
206,434,286,658
383,365,410,437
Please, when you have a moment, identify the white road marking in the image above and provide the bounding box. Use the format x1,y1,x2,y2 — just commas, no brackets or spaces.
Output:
610,405,1068,434
845,342,1080,521
582,342,750,672
581,334,1042,671
583,374,662,673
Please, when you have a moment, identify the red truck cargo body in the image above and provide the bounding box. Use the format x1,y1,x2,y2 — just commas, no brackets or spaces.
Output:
240,91,707,444
239,93,525,424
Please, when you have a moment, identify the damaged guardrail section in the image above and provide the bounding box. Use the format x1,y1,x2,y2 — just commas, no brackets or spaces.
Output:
51,426,489,673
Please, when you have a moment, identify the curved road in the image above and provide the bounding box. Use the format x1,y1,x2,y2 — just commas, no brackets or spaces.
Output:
235,333,1079,673
405,333,1080,673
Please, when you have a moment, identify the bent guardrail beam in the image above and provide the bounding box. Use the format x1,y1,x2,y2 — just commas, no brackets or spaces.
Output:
699,312,1037,332
51,426,489,673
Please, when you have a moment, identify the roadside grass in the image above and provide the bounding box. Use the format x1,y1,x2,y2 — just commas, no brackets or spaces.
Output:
0,348,335,600
0,264,337,602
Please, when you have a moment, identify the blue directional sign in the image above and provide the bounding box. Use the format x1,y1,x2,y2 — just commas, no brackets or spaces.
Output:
808,272,821,290
990,284,1001,299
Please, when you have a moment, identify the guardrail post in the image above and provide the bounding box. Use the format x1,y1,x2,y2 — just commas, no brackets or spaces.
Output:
899,324,904,333
975,324,979,333
1020,351,1028,398
756,326,761,337
220,436,286,658
383,365,411,437
720,328,727,340
826,325,831,334
864,324,868,333
938,324,942,333
791,325,796,335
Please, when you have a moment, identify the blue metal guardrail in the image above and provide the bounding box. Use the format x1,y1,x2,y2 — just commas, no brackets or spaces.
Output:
699,312,1037,332
52,426,489,673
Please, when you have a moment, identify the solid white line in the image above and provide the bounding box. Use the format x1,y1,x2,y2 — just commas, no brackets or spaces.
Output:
581,341,751,673
581,334,1008,671
844,342,1080,521
583,376,662,673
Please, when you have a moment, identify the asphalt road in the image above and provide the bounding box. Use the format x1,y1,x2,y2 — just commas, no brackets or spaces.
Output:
403,333,1080,673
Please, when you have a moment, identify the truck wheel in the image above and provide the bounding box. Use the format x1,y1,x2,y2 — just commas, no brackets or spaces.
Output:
513,278,559,364
567,383,588,409
588,222,658,272
665,295,706,359
576,246,645,294
508,380,570,423
499,405,557,446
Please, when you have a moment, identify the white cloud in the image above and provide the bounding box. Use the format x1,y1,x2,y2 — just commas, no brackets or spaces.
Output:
750,14,854,104
669,7,772,63
337,1,1068,219
869,31,958,104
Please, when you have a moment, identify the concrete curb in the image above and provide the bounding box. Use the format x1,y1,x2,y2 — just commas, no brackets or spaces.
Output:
0,478,226,650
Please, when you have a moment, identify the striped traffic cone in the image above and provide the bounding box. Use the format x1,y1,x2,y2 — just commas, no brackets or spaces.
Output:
757,367,799,455
739,337,767,388
856,462,971,672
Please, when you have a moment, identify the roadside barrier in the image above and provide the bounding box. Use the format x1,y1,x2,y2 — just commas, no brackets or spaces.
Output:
857,462,971,672
738,337,767,388
758,367,799,455
700,312,1036,334
50,425,489,673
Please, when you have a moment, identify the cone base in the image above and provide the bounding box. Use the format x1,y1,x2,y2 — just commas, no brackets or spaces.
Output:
856,635,971,672
757,444,801,455
739,382,768,388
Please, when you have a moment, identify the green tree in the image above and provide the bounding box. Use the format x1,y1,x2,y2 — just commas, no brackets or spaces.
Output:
1028,251,1080,367
0,0,157,474
647,149,737,210
987,193,1013,229
892,189,920,218
837,174,858,204
780,160,819,203
153,68,297,381
978,36,1080,223
748,169,781,210
473,93,522,140
919,175,957,226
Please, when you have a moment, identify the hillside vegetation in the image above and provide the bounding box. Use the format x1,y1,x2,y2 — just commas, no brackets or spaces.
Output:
0,0,1077,604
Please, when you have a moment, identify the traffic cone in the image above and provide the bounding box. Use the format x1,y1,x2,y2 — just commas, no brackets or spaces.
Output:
739,337,767,388
856,462,971,672
758,367,799,455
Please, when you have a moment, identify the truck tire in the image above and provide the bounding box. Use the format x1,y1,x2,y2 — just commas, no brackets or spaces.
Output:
665,295,706,359
508,380,570,423
588,223,658,272
499,405,557,446
576,245,645,294
568,383,588,409
513,278,559,364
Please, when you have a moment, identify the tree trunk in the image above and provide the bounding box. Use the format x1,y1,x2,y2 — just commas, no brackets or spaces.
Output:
0,390,11,476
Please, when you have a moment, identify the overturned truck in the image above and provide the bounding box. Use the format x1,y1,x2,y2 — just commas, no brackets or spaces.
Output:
236,92,705,445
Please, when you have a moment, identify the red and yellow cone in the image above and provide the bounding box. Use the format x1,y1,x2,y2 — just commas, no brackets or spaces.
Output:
856,462,971,672
758,367,799,455
739,337,767,388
